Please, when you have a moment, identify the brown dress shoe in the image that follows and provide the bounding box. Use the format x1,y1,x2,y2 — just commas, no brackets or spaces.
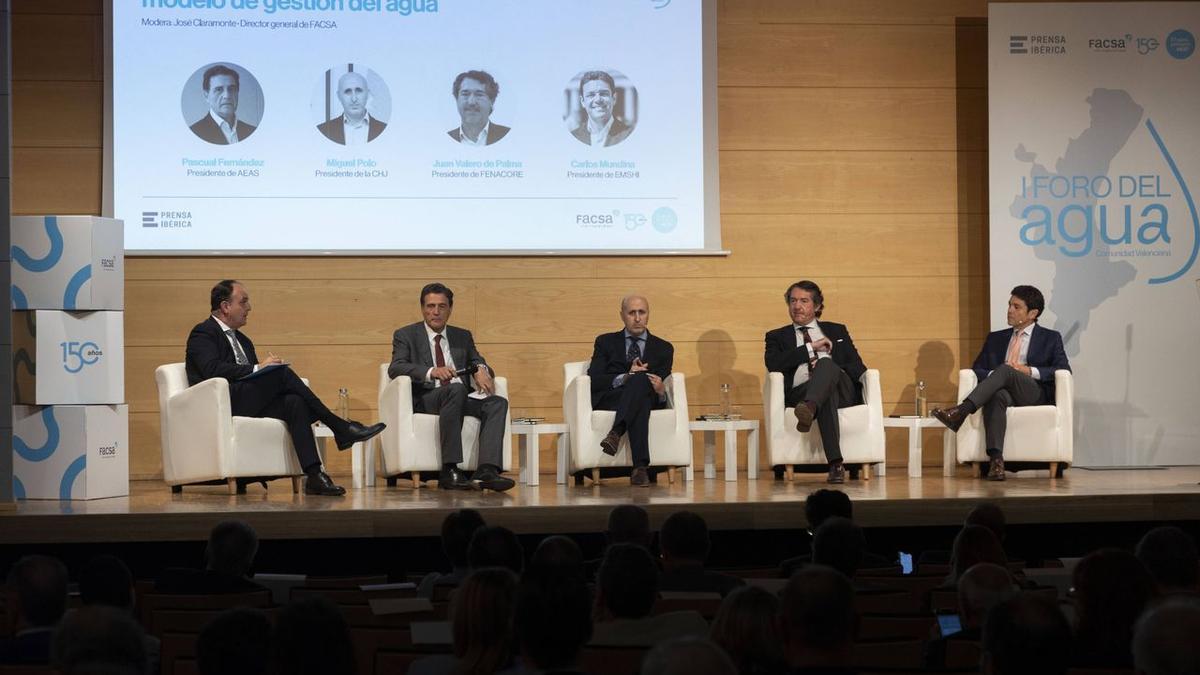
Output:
631,466,650,487
986,456,1006,481
600,431,621,456
794,402,815,433
827,463,846,484
931,404,970,432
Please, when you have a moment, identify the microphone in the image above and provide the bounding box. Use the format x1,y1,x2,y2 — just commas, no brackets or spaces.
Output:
455,364,479,378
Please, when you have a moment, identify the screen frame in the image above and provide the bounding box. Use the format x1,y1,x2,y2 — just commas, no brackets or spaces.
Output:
102,0,726,257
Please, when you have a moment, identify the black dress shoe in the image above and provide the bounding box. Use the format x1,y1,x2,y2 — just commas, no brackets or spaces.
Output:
600,431,621,456
335,421,386,451
630,466,650,487
794,403,815,433
304,471,346,496
235,477,269,494
931,405,969,432
827,463,846,484
473,466,515,492
438,466,479,491
986,456,1006,481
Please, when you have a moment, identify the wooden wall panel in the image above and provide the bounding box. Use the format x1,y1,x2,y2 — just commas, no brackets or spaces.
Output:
12,0,1000,478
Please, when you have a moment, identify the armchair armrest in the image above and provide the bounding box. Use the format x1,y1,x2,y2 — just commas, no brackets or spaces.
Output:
165,377,236,479
957,369,977,402
563,372,592,435
763,372,786,438
664,373,689,433
860,369,883,426
1055,370,1074,459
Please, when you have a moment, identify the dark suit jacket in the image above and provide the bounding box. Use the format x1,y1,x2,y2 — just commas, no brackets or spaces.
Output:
189,114,257,145
447,123,511,145
153,567,269,595
388,322,494,405
571,117,633,146
971,323,1070,403
317,115,388,144
185,316,257,386
764,321,867,405
587,330,673,409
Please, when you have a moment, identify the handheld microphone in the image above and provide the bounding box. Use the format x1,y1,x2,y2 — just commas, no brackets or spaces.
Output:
455,364,479,378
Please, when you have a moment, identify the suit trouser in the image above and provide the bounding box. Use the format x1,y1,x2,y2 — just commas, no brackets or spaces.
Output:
229,366,343,472
964,364,1045,457
785,359,856,464
415,382,507,468
595,373,661,467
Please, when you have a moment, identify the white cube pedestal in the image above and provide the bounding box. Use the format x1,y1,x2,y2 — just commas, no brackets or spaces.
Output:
13,404,129,500
13,310,124,405
10,215,124,310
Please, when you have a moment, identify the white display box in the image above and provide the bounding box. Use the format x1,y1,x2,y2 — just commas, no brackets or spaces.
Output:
13,310,125,405
10,215,124,310
13,404,129,500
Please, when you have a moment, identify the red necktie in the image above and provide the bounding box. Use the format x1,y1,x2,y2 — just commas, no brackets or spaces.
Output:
434,334,446,368
799,326,817,373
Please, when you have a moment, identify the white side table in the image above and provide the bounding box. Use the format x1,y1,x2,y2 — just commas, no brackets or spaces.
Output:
688,419,760,482
881,416,956,478
312,423,373,489
511,422,569,486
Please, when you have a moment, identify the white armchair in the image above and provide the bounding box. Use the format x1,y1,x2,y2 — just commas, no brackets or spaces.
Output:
762,370,886,479
562,361,692,484
953,369,1073,475
155,363,307,494
375,364,512,487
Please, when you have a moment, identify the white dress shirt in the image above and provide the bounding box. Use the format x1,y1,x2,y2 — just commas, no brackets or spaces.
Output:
212,315,257,372
587,116,615,146
209,110,240,144
424,323,461,387
342,112,373,146
791,320,831,388
999,323,1040,380
457,122,490,146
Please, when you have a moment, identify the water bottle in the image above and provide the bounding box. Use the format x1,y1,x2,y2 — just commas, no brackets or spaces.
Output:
719,383,732,418
338,388,350,420
915,380,927,417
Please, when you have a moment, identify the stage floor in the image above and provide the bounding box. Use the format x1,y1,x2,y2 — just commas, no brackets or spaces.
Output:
3,467,1199,545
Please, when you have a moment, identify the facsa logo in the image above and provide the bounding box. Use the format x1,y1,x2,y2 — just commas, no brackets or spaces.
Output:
1088,35,1130,52
98,442,119,458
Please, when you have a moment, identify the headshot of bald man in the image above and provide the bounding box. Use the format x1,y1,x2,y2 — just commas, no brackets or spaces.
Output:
317,70,388,145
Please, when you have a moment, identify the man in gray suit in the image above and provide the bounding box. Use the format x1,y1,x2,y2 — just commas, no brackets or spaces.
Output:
387,282,514,491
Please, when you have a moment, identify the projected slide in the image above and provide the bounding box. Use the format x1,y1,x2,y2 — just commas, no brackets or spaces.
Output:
109,1,715,254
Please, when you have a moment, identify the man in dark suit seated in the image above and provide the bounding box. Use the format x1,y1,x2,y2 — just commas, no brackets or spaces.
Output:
764,280,868,484
186,280,384,496
316,71,388,145
446,70,511,146
0,555,68,665
387,282,514,492
658,511,744,597
589,294,674,487
154,520,269,595
931,285,1071,481
188,64,257,145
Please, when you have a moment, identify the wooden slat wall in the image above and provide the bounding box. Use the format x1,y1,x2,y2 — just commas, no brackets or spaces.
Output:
10,0,1010,479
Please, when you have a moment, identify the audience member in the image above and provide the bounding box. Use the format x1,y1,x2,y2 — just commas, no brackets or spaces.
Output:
919,501,1008,568
591,543,708,646
1132,597,1200,675
709,585,787,675
79,555,161,674
467,525,524,575
779,565,857,674
196,607,272,675
0,554,69,665
411,568,518,675
419,508,487,599
981,592,1071,675
154,520,268,594
531,534,585,578
782,491,891,576
658,511,744,596
512,567,593,674
51,606,147,675
272,596,355,675
1136,525,1199,595
946,524,1007,586
810,517,867,582
642,637,738,675
1071,548,1158,669
585,504,654,578
923,562,1017,669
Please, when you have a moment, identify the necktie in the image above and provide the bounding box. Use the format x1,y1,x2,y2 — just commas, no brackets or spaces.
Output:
627,337,642,364
798,326,817,373
434,334,446,368
226,330,249,366
1006,330,1024,365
